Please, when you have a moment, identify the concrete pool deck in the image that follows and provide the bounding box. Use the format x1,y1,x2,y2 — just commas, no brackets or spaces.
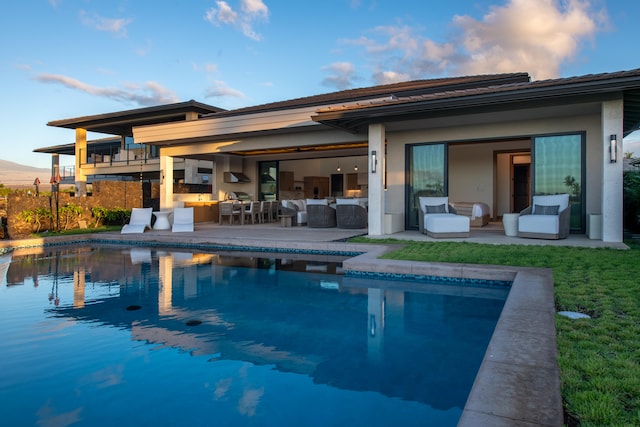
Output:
0,223,587,426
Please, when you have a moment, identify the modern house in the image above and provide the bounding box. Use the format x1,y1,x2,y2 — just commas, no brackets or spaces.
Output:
38,68,640,242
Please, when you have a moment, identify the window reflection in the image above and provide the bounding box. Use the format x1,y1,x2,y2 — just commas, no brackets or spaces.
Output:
407,143,446,229
533,134,584,231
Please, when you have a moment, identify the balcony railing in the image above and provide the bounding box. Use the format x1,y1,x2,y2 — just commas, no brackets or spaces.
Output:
79,147,158,167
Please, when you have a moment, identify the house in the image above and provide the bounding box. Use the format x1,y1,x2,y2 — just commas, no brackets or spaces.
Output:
39,69,640,242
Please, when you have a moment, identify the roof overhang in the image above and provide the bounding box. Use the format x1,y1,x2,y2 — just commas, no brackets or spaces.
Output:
34,136,122,155
312,69,640,136
47,100,224,136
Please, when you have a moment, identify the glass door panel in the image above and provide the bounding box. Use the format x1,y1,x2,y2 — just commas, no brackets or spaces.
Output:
532,134,584,232
406,143,446,229
258,161,278,200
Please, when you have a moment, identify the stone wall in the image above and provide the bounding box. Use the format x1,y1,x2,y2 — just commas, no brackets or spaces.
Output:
4,181,159,239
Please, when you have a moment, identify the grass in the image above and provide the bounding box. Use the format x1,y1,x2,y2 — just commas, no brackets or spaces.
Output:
351,236,640,427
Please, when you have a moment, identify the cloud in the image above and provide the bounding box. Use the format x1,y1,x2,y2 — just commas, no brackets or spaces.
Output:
321,62,359,90
204,0,269,41
79,10,133,37
451,0,605,79
204,80,246,98
33,74,179,106
192,63,219,73
337,0,606,87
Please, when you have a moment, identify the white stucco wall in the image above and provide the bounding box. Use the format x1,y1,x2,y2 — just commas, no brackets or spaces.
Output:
381,107,606,234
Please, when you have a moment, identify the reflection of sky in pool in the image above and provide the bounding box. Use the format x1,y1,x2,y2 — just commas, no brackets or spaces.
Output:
0,246,508,427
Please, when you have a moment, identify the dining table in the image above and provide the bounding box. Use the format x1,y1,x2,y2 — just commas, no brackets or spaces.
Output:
231,200,248,225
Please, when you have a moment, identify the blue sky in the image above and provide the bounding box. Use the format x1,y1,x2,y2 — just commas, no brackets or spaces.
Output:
2,0,640,169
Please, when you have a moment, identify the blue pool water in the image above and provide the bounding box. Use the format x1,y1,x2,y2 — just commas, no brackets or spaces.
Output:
0,245,509,427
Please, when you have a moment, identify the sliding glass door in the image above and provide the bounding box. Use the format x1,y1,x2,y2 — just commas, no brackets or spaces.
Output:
532,133,585,232
406,143,446,229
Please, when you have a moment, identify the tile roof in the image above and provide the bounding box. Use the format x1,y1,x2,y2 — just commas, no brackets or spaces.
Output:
311,68,640,134
205,73,530,118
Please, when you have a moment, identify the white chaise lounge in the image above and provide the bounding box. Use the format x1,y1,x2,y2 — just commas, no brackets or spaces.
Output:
172,207,194,232
121,207,152,234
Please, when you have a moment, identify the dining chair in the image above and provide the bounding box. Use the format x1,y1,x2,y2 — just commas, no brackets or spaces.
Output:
243,201,261,224
219,202,240,225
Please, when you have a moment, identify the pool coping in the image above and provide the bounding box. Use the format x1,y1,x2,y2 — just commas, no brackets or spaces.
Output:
1,234,563,426
345,248,562,426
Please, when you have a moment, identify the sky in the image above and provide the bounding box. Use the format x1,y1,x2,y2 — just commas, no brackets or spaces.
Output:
2,0,640,169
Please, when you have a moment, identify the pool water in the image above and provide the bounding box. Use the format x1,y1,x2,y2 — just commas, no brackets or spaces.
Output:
0,246,508,427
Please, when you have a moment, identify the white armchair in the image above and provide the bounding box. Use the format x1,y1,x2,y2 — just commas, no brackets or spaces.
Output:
518,194,570,239
418,196,470,238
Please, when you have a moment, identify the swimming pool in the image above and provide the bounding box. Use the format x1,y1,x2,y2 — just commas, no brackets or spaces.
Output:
0,245,509,426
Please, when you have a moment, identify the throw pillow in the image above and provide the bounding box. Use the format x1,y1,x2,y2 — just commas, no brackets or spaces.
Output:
425,204,447,214
533,204,559,215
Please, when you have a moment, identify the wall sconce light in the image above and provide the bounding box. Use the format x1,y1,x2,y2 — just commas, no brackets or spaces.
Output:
371,150,377,173
609,134,617,163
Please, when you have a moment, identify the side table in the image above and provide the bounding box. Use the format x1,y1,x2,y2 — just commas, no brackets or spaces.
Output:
153,210,172,230
502,213,520,237
278,214,292,227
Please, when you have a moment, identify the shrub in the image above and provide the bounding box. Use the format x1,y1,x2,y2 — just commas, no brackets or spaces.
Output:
91,207,131,226
59,203,83,230
623,170,640,232
19,207,53,233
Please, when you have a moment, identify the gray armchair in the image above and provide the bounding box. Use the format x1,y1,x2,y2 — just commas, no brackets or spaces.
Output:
518,194,570,239
335,199,368,229
417,196,469,238
307,202,337,228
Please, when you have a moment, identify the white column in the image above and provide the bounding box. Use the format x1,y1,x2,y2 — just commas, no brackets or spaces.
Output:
367,288,384,362
50,153,59,191
158,254,173,315
159,152,174,210
601,99,624,243
368,124,386,235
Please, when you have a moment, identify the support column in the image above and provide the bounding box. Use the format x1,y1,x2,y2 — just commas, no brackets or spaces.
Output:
601,99,624,243
50,154,59,192
75,128,87,196
368,123,385,236
159,152,174,210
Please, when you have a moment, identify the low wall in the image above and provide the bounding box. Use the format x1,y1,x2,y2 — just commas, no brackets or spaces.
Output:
5,181,159,239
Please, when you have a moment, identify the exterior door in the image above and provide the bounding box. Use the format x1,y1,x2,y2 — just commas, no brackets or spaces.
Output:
512,163,530,213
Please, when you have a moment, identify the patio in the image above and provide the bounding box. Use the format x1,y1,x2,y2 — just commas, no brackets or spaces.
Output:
108,220,629,249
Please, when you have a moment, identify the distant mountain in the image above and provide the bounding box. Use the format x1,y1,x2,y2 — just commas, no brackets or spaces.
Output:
0,159,51,188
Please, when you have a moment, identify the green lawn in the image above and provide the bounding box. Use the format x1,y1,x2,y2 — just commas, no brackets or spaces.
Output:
351,237,640,427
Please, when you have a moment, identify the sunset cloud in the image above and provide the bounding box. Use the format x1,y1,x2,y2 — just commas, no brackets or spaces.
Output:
326,0,607,89
33,74,179,106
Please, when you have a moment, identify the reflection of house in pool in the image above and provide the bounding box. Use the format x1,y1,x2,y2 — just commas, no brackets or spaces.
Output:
48,248,508,411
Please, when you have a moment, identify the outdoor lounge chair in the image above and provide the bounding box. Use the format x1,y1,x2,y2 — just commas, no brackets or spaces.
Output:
335,198,368,229
121,207,152,234
171,207,194,232
418,196,470,238
518,194,570,239
306,199,336,228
